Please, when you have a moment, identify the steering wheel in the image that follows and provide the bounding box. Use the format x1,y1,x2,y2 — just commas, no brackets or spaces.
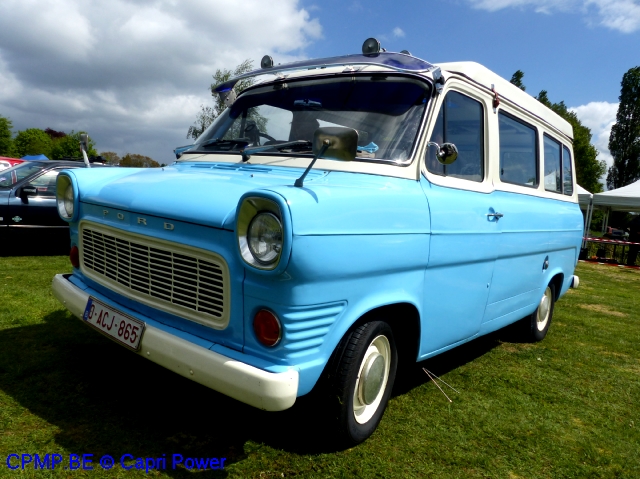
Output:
259,132,276,143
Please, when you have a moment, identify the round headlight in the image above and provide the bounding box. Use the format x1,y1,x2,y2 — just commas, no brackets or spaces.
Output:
247,212,282,265
56,176,74,221
63,183,74,217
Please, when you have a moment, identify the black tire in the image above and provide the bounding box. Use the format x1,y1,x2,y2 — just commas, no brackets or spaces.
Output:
328,321,397,446
526,283,555,342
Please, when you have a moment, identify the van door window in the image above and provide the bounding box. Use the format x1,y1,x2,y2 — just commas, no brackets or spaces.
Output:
562,146,574,195
498,112,538,187
543,134,562,193
426,91,484,182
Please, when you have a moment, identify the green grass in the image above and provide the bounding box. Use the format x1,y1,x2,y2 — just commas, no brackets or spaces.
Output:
0,257,639,478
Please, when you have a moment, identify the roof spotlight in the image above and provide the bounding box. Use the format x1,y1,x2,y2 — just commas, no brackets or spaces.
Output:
400,50,412,56
261,55,274,69
362,37,382,55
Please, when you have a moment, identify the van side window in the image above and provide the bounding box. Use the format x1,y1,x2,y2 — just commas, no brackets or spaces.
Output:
543,134,562,193
498,112,538,187
563,146,574,195
426,91,484,182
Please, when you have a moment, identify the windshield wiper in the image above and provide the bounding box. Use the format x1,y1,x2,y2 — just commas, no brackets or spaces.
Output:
196,138,251,150
241,140,313,162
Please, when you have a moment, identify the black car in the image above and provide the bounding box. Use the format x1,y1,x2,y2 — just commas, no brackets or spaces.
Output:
0,160,107,254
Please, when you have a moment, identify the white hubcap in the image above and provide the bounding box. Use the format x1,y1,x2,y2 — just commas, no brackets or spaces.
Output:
353,335,391,424
536,287,552,331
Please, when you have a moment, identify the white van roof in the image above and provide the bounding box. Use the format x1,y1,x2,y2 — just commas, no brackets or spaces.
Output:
438,62,574,141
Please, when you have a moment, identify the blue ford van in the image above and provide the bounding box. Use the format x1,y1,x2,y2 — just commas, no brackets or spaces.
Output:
53,40,582,445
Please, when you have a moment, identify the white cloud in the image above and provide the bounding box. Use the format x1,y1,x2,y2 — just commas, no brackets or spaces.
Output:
0,0,321,163
393,27,406,38
468,0,640,33
570,101,618,170
586,0,640,33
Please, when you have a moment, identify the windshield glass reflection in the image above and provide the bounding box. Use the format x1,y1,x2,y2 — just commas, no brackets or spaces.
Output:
193,75,431,163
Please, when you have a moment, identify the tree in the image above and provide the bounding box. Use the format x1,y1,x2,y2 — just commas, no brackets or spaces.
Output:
100,151,121,165
49,131,97,160
0,115,14,156
607,66,640,190
120,154,159,168
510,70,526,91
187,59,257,140
44,128,66,139
13,128,52,158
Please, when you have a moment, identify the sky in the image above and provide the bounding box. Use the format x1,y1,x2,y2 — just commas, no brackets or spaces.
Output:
0,0,638,187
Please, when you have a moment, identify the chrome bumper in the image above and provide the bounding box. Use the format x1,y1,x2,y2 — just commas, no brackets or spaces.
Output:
52,274,299,411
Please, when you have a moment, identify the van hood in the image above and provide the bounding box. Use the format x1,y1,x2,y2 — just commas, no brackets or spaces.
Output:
72,162,324,230
70,161,429,234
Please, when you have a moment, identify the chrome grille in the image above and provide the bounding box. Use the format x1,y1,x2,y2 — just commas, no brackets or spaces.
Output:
81,226,226,319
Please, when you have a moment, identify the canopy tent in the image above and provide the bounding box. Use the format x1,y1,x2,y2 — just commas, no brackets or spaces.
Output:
584,179,640,238
21,154,50,161
577,184,594,248
592,179,640,212
577,184,593,208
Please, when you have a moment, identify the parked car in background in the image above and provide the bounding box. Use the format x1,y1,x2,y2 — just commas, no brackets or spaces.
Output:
0,157,25,171
52,40,583,446
0,160,106,253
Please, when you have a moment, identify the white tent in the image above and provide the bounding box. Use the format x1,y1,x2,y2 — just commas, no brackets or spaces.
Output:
577,184,594,248
592,179,640,212
577,184,593,208
585,179,640,237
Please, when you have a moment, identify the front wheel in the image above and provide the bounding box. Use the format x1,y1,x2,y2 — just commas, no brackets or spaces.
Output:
329,321,397,446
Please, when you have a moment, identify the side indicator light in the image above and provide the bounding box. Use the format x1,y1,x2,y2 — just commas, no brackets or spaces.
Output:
253,309,281,347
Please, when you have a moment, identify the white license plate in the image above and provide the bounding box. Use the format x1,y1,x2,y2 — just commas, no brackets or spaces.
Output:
83,297,145,350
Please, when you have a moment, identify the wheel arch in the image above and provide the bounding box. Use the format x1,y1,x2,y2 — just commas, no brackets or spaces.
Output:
319,301,421,391
354,302,421,369
548,271,564,300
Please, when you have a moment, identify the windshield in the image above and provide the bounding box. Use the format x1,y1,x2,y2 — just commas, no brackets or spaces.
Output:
0,162,45,188
193,75,431,163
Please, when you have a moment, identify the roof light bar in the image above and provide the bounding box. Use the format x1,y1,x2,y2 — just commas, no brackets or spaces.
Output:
213,52,434,94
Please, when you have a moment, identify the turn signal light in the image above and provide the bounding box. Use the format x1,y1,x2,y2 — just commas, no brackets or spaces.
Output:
253,309,281,347
70,245,80,268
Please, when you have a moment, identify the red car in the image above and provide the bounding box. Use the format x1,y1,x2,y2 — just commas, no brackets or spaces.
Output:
0,157,24,170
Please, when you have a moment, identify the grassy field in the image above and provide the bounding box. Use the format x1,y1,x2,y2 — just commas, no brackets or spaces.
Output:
0,257,639,478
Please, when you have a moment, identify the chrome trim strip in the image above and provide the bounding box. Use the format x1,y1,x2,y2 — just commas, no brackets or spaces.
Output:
8,225,69,228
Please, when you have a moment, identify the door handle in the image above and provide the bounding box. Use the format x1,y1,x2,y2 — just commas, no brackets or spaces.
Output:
486,212,504,219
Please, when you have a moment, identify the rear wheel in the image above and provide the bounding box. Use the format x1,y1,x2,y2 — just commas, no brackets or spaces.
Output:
526,283,555,342
328,321,397,446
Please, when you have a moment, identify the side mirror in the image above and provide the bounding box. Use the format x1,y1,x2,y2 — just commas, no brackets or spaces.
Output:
295,127,358,188
79,133,89,153
428,141,458,165
19,185,37,203
312,127,358,162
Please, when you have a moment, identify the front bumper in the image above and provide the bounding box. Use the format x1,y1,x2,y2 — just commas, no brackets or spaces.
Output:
52,273,299,411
